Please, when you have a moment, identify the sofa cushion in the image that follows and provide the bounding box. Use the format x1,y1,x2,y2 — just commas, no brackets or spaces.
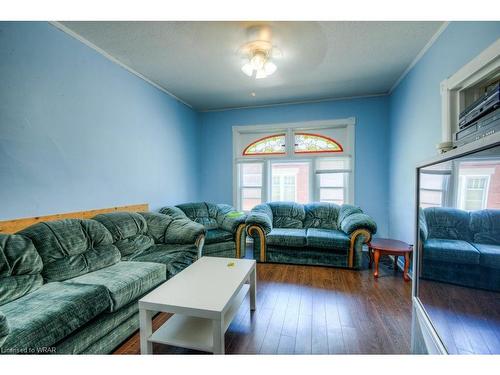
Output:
472,243,500,269
0,311,9,347
0,234,44,306
470,210,500,245
267,228,307,247
19,219,121,282
306,228,350,251
423,207,472,242
176,202,219,230
269,202,305,228
130,244,197,278
423,238,480,265
206,229,233,244
0,282,109,352
304,203,340,230
139,212,174,243
93,212,154,257
65,261,166,312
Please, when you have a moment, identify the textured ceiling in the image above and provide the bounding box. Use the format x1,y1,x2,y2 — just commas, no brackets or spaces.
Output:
59,21,443,111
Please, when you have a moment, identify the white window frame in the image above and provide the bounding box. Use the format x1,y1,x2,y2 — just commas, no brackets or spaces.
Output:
458,174,491,210
233,118,355,210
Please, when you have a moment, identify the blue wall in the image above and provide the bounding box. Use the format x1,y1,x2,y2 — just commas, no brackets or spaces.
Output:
388,22,500,243
0,22,200,220
199,96,391,236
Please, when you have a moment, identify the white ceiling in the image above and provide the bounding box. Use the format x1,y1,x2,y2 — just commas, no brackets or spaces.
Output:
59,21,444,111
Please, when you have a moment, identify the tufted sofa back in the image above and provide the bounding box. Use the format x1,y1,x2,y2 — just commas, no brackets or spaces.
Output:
303,202,340,230
0,233,44,306
93,212,154,259
469,209,500,245
268,202,306,228
19,219,120,282
423,207,472,242
176,202,219,230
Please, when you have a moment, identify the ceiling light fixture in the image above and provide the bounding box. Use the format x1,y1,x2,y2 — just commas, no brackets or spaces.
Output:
239,25,281,80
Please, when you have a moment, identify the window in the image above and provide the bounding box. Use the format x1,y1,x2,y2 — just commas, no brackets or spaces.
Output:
420,170,450,208
233,120,355,211
294,133,343,153
242,134,286,156
271,162,310,203
458,175,490,210
238,163,264,211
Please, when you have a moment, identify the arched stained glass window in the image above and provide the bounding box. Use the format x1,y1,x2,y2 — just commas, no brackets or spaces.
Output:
294,133,343,153
243,134,286,156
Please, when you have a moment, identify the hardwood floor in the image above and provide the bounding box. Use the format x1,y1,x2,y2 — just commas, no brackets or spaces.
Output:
114,253,412,355
419,279,500,354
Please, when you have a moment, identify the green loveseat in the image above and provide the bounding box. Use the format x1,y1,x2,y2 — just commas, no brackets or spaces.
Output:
160,202,247,259
0,211,205,354
245,202,377,269
420,207,500,292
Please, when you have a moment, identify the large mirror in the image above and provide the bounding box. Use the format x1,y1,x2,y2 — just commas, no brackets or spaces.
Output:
416,143,500,354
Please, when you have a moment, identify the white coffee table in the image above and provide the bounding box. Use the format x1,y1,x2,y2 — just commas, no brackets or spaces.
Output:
138,256,256,354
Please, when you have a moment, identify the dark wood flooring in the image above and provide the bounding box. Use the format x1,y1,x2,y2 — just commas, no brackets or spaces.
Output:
419,280,500,354
114,252,412,354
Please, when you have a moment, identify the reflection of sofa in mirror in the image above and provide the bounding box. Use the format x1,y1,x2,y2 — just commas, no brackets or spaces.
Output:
420,207,500,292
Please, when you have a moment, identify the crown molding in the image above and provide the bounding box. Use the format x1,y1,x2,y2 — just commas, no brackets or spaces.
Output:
49,21,193,109
389,21,450,94
200,93,388,113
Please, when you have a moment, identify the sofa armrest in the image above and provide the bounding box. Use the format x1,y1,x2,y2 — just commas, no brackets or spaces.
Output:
218,211,247,233
340,213,377,236
164,218,207,245
245,211,273,234
0,311,9,348
159,206,188,220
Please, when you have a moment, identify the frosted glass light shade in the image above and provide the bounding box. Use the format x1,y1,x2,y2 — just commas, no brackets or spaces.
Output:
263,61,277,75
241,62,253,77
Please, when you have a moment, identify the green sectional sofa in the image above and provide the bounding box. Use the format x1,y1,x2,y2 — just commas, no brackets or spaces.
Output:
160,202,247,259
0,211,205,354
245,202,377,269
420,207,500,292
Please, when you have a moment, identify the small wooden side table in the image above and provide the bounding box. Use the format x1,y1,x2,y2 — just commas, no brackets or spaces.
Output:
368,238,413,281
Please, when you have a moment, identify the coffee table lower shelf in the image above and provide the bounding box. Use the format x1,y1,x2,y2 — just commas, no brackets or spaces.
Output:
147,284,250,353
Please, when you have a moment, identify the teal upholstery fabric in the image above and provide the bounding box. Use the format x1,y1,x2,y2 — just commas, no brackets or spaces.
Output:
306,228,350,250
267,228,307,247
80,314,139,354
206,229,233,244
203,242,237,258
163,218,206,244
423,238,480,265
158,206,187,219
175,202,219,229
1,282,109,352
266,246,349,268
423,207,472,242
0,233,43,306
472,243,500,269
340,213,377,235
128,244,197,278
139,212,174,243
247,202,376,268
470,209,500,245
216,204,247,232
419,208,428,241
246,208,273,234
337,205,363,227
65,261,165,312
20,219,121,282
93,212,154,258
55,301,138,354
304,202,340,230
269,202,305,228
0,311,9,348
